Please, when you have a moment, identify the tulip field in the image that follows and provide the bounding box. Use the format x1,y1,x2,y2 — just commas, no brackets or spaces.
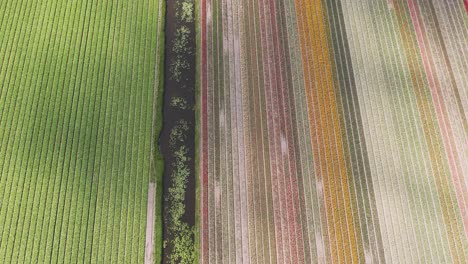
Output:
199,0,468,263
1,0,467,262
0,0,164,263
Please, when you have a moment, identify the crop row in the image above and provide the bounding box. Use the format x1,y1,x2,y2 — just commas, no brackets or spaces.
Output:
198,0,468,263
0,0,163,262
200,0,309,262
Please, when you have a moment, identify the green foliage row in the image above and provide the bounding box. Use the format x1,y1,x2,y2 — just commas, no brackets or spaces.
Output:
151,0,166,263
0,0,164,263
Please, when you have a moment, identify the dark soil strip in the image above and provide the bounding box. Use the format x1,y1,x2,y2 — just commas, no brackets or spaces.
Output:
159,0,196,263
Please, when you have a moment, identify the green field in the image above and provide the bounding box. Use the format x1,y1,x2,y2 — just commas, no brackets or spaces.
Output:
0,0,164,262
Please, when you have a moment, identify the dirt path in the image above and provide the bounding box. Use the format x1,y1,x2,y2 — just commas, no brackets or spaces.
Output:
144,183,156,264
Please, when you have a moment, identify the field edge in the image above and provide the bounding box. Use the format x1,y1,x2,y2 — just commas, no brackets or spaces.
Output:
151,0,166,263
194,0,201,262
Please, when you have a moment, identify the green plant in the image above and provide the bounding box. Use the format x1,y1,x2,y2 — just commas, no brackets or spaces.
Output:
180,2,194,22
171,96,188,110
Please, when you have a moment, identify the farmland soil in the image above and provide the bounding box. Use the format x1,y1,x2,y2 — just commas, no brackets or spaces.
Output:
159,0,196,263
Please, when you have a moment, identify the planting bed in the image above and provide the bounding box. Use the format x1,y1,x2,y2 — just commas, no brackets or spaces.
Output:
198,0,468,263
0,0,164,262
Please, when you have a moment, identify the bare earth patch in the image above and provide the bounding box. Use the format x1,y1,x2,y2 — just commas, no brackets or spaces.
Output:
145,183,156,264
